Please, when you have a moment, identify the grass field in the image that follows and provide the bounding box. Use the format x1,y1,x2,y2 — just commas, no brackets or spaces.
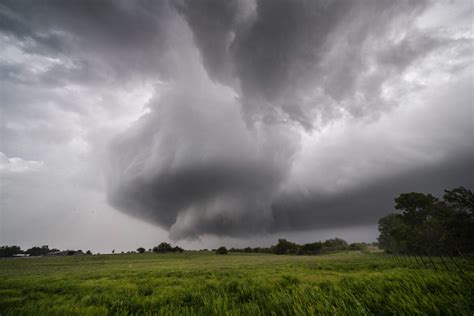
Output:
0,251,472,315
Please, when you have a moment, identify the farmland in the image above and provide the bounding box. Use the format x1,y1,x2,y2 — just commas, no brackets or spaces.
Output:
0,251,472,315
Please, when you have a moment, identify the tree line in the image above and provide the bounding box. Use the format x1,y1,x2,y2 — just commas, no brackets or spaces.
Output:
378,186,473,258
1,238,372,258
215,238,373,255
0,245,91,257
0,243,187,257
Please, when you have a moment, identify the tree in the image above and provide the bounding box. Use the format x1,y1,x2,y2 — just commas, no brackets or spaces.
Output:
273,239,298,254
137,247,146,254
297,242,322,255
378,187,474,256
348,243,368,251
444,187,474,213
394,192,438,225
0,245,22,257
173,246,184,253
26,245,51,256
216,246,228,255
442,187,474,255
322,238,348,250
378,213,408,254
153,242,173,253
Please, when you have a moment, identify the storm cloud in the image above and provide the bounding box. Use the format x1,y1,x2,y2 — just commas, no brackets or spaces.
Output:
1,0,472,245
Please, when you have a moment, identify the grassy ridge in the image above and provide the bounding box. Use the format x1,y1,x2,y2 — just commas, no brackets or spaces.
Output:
0,251,472,315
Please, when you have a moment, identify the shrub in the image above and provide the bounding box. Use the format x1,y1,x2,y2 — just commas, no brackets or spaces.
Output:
216,246,228,255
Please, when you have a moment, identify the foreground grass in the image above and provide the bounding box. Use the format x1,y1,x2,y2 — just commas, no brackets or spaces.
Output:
0,251,472,315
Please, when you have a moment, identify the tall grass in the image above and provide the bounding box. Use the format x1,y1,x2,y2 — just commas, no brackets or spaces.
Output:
0,252,472,315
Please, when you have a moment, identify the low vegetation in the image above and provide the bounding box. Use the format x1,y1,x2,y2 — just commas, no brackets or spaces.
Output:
0,251,472,315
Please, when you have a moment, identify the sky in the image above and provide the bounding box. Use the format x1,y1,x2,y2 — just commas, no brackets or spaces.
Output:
0,0,472,253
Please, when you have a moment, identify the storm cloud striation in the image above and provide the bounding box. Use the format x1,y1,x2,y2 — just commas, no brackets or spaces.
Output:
102,0,473,239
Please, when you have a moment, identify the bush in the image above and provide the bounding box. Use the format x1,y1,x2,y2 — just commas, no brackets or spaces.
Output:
216,246,228,255
348,243,368,251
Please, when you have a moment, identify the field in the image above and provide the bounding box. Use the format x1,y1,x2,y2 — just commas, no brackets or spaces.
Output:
0,251,472,315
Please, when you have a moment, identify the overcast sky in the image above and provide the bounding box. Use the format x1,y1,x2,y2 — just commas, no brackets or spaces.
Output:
0,0,472,253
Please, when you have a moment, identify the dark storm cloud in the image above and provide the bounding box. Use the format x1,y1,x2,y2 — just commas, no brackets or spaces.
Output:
104,0,471,240
105,80,297,239
272,152,474,232
179,0,431,127
2,0,472,241
174,0,244,84
0,0,176,85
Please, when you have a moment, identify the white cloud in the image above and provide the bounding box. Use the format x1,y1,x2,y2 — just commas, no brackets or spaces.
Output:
0,152,44,173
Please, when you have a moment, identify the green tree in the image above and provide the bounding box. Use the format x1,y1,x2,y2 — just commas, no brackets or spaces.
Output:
153,242,173,253
322,238,348,250
215,246,228,255
173,246,184,253
378,187,474,256
378,214,407,254
297,242,323,255
444,186,474,213
0,245,23,257
26,245,50,256
273,239,298,254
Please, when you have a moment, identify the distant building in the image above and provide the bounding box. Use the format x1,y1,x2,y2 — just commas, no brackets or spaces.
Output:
13,254,30,257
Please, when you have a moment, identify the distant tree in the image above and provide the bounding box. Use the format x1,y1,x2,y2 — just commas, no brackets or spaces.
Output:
112,249,115,254
173,246,184,253
273,239,299,254
216,246,228,255
297,242,323,255
137,247,146,254
153,242,173,253
348,243,368,251
322,238,348,250
0,245,22,257
86,250,92,255
26,245,50,256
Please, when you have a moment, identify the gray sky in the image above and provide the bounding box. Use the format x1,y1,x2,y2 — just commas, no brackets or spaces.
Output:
0,0,472,253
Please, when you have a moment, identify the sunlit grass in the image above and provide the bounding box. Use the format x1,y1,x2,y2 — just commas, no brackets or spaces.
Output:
0,251,472,315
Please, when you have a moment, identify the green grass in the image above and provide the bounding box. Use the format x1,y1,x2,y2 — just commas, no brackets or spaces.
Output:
0,251,472,315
